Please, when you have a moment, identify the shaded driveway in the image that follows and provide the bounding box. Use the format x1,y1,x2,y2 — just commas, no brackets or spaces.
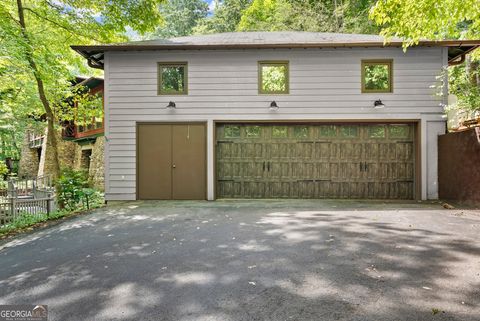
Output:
0,200,479,321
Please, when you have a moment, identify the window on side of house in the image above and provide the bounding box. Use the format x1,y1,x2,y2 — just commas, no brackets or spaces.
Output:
361,59,393,93
258,61,289,94
158,62,188,95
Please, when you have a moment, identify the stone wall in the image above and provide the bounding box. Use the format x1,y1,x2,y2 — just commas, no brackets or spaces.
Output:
39,128,76,179
19,128,104,190
18,133,40,178
89,137,104,191
72,136,105,191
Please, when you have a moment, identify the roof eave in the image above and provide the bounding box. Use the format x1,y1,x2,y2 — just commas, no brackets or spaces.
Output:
72,39,480,70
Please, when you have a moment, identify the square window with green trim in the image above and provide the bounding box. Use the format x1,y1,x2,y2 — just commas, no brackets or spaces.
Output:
258,61,289,94
158,62,188,95
361,60,393,93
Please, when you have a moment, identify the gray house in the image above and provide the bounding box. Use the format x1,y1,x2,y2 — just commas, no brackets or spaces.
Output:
72,32,479,201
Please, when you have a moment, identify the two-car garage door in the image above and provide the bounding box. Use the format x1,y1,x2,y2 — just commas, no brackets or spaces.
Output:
216,123,415,199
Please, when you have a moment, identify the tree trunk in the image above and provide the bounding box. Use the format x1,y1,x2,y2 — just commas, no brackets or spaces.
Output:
16,0,60,180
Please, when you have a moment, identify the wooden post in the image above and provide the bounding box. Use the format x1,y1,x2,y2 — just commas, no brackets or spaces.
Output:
47,198,51,217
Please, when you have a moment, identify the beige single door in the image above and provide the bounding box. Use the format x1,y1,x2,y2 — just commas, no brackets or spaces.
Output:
137,123,206,200
172,124,206,199
216,123,415,199
138,124,172,199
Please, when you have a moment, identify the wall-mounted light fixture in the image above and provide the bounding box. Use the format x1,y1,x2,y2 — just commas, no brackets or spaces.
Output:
166,101,176,110
269,101,279,111
373,99,385,109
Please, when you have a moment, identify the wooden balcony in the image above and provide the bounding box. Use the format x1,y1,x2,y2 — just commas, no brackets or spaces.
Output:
62,120,104,140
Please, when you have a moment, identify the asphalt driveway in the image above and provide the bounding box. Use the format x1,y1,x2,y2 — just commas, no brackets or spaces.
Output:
0,200,479,321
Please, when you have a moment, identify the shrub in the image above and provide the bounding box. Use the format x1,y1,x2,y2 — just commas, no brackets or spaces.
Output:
0,162,8,179
56,168,103,210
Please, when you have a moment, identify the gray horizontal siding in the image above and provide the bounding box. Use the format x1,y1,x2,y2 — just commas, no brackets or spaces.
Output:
105,47,445,200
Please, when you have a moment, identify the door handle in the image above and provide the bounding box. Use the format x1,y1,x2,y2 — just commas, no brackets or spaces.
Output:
172,164,176,168
263,161,265,171
267,162,271,172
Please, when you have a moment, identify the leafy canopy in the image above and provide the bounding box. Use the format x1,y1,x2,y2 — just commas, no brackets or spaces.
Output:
194,0,252,34
369,0,480,46
0,0,165,170
149,0,208,38
238,0,379,34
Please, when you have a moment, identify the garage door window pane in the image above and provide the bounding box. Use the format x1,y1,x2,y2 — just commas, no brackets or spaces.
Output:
389,125,410,138
369,125,386,138
224,125,241,138
319,126,337,137
246,126,261,138
158,63,188,95
339,126,358,138
294,126,309,139
272,126,288,138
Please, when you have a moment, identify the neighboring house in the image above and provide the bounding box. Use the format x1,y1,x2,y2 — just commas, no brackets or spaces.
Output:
18,76,105,190
72,32,480,201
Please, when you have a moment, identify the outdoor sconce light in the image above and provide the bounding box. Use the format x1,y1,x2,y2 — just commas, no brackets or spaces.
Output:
374,99,385,109
269,101,279,111
166,101,176,110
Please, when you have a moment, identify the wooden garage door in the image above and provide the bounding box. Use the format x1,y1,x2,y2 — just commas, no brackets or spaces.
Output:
138,123,206,200
216,123,415,199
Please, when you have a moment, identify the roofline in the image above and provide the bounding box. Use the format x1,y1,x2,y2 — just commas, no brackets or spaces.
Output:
71,39,480,52
72,39,480,70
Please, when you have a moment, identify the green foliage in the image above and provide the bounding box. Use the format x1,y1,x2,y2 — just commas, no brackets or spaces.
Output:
56,168,103,211
0,162,8,178
261,64,287,92
0,0,165,173
369,0,480,111
0,212,49,236
238,0,379,33
449,64,480,111
194,0,252,34
160,66,186,92
369,0,480,47
150,0,209,38
364,64,389,91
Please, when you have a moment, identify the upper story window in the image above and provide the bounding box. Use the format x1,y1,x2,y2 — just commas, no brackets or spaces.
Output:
258,61,289,94
361,59,393,93
158,62,188,95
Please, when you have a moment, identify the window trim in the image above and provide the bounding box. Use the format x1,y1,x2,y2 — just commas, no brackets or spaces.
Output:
258,60,290,95
361,59,393,93
157,62,188,95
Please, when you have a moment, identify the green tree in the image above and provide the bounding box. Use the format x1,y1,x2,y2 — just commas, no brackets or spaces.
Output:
369,0,480,47
0,0,164,179
238,0,379,34
370,0,480,112
194,0,252,34
150,0,209,38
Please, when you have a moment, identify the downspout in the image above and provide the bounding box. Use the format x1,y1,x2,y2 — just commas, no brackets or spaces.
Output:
88,58,103,70
448,54,466,66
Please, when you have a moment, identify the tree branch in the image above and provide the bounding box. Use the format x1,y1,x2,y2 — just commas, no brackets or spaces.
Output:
22,7,103,42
